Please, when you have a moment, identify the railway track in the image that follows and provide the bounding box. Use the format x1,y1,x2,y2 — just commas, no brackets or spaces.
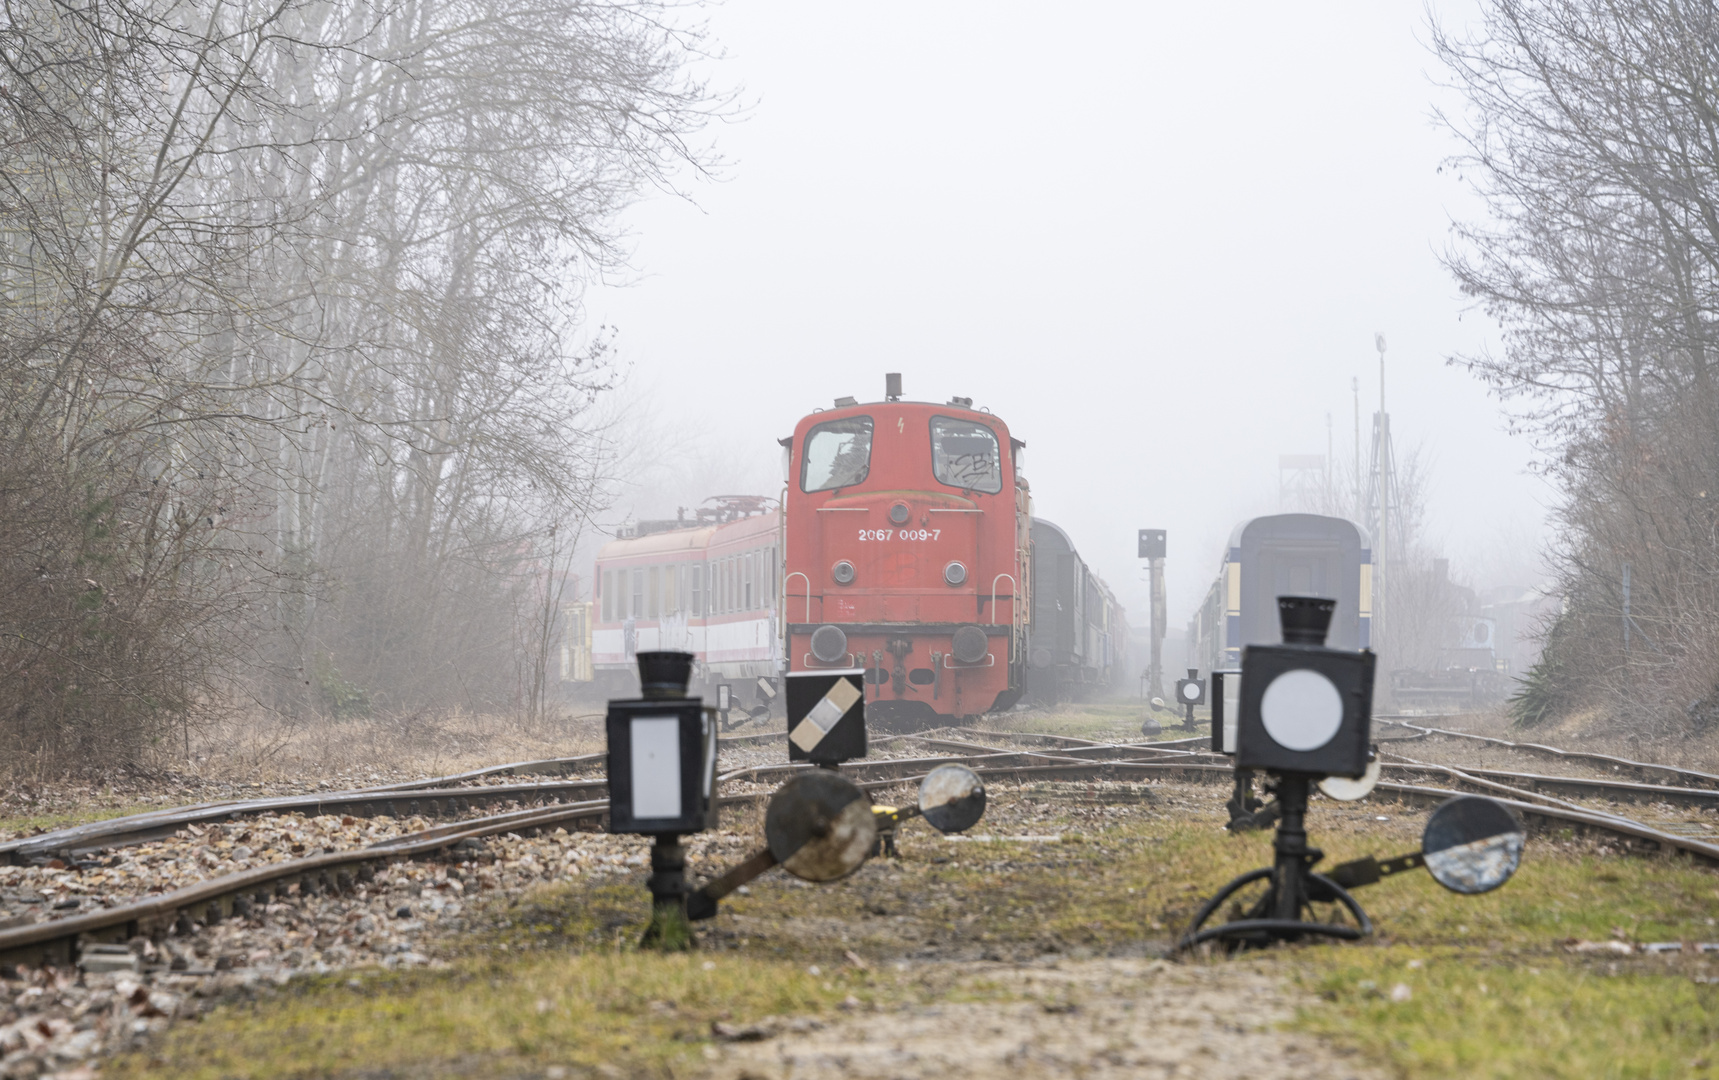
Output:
3,726,1716,970
1,731,790,868
1376,717,1719,788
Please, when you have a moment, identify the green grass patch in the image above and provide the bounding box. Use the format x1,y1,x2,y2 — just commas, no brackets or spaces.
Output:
0,802,158,839
108,952,875,1080
1295,950,1719,1079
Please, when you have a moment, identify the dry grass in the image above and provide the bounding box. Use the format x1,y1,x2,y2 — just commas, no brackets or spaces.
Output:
185,708,610,785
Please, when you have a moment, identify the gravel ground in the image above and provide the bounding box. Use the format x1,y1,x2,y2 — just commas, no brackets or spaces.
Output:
0,732,974,1077
0,721,1701,1078
703,958,1385,1080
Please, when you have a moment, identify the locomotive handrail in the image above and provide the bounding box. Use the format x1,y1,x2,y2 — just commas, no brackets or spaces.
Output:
989,574,1017,625
928,508,982,513
785,571,811,623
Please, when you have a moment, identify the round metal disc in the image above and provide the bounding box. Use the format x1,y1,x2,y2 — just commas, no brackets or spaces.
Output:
765,771,876,882
1421,795,1526,895
918,764,987,834
1318,758,1382,802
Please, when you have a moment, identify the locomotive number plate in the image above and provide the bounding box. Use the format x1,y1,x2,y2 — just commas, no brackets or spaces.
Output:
857,529,942,542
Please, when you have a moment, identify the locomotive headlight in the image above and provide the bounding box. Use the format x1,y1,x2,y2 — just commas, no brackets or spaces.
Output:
889,503,911,525
831,560,856,585
943,560,967,586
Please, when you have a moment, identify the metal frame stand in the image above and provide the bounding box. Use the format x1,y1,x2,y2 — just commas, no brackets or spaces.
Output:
640,835,693,950
1179,775,1372,952
1224,769,1271,831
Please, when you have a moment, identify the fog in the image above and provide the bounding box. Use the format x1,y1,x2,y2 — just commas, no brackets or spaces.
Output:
584,0,1550,632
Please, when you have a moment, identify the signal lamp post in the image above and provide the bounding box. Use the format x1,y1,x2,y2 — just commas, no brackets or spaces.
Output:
1180,598,1525,952
1174,668,1206,731
1138,529,1167,701
605,651,718,950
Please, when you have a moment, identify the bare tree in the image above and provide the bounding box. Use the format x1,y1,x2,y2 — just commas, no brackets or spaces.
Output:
1,0,725,766
1434,0,1719,732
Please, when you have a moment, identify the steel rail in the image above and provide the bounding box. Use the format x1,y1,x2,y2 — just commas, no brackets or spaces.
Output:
1375,753,1648,827
1379,757,1719,811
1377,719,1719,789
0,760,964,970
889,735,1227,768
1,779,613,866
0,731,792,868
5,753,1719,970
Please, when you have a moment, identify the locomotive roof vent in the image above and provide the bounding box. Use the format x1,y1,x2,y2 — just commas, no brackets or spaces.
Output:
834,395,857,407
885,373,902,401
948,395,973,408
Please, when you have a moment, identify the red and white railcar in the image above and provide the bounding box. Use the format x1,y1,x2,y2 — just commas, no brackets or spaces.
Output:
591,499,782,693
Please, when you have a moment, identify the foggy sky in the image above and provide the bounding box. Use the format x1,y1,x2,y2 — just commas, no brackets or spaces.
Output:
581,0,1550,634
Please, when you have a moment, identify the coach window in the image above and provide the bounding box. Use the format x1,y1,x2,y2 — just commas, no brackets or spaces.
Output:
930,416,1003,494
801,417,874,492
743,553,753,610
691,564,703,616
630,568,644,619
601,570,612,622
666,565,679,615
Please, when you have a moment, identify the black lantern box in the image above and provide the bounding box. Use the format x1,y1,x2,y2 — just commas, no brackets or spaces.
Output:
1234,596,1375,778
606,652,719,836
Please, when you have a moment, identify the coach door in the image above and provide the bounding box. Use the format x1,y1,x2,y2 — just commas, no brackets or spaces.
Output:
1257,543,1359,649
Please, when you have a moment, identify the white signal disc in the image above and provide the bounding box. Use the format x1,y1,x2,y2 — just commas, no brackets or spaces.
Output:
1318,758,1382,801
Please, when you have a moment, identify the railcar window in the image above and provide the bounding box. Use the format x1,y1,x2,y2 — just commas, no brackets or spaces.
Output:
631,569,643,620
691,565,703,616
601,570,613,622
744,552,754,610
648,567,660,618
666,565,679,615
801,417,874,492
930,416,1002,494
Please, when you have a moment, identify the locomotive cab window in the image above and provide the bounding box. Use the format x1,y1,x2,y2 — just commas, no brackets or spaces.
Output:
801,417,874,492
930,416,1002,494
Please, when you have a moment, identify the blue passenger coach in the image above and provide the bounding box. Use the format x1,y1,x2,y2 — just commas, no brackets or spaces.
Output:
1190,514,1372,671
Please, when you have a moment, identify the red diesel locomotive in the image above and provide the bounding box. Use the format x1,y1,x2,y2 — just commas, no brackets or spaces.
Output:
781,375,1029,724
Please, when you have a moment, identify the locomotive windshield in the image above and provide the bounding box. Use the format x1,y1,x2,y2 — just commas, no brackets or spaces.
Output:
802,416,874,492
930,416,1002,494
